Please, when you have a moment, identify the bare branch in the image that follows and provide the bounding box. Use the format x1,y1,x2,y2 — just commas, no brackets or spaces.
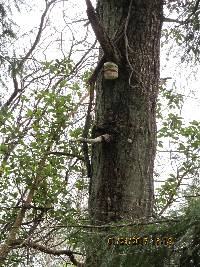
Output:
19,0,57,69
1,1,58,110
71,134,112,144
163,17,184,24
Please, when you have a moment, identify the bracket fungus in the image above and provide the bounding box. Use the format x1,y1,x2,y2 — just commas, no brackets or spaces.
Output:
103,62,118,80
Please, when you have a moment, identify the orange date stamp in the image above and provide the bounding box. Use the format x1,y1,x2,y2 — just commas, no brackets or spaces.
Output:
107,236,174,247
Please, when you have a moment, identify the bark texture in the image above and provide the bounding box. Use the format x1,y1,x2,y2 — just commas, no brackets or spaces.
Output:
89,0,163,223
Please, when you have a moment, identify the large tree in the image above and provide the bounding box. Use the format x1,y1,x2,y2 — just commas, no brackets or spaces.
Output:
86,0,163,223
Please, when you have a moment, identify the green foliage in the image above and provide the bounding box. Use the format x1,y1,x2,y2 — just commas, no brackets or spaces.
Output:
83,214,200,267
162,28,184,46
155,81,200,219
0,3,16,39
42,58,74,76
162,0,200,61
0,54,93,265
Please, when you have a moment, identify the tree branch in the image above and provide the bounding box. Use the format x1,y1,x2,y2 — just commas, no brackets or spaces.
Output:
158,166,199,216
81,84,94,178
86,3,126,86
0,145,53,264
186,0,200,23
87,55,105,85
163,17,184,24
47,151,85,161
19,0,57,69
13,239,84,267
2,1,57,110
163,0,200,24
71,134,112,144
3,74,21,109
85,0,120,63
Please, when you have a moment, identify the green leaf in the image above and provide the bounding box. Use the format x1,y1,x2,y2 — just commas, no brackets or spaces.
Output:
59,80,67,88
27,109,33,117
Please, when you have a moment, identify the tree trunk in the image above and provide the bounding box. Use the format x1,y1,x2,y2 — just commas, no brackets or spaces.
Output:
88,0,163,224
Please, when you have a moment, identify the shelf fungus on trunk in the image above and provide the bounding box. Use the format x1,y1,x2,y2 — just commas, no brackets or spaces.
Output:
103,62,118,80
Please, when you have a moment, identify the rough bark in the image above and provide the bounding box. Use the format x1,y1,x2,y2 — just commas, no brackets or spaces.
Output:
88,0,163,223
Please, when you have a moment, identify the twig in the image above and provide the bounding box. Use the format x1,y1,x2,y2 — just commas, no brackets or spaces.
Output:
52,40,97,90
2,1,57,110
47,151,85,161
19,0,57,69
